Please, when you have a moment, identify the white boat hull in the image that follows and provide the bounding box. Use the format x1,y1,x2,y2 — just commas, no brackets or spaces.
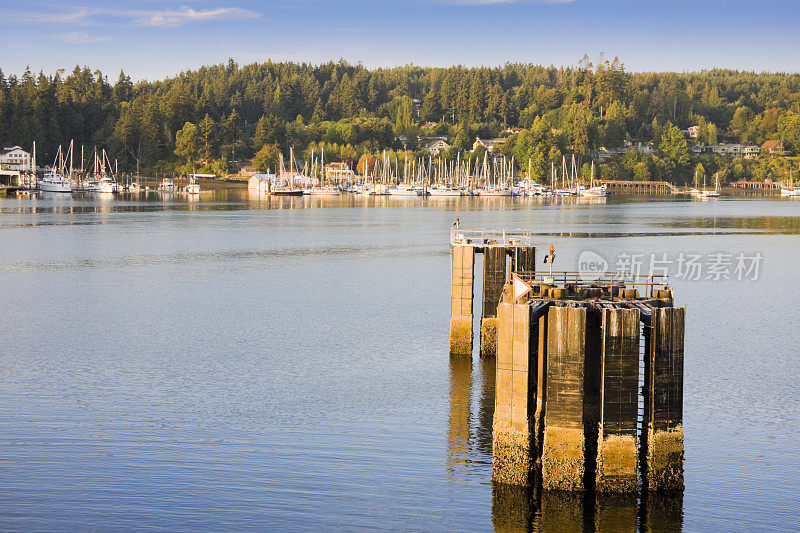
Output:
39,181,72,193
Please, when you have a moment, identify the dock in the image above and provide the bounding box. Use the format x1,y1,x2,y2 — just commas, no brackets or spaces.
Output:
449,226,685,493
601,180,680,195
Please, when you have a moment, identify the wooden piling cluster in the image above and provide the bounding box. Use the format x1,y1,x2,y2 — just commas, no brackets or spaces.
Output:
449,242,534,357
447,234,684,493
491,287,684,493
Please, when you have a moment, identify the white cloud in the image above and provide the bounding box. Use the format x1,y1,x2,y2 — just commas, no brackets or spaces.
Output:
134,7,259,28
15,5,260,28
58,31,111,44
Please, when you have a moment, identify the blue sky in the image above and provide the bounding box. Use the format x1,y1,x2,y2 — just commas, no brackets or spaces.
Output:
2,0,799,80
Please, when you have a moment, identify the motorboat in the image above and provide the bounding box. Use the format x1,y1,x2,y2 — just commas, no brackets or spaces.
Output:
303,186,340,195
159,178,177,192
429,185,463,196
96,176,118,193
39,168,72,192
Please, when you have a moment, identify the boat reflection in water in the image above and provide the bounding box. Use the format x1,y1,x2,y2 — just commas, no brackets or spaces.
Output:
449,352,684,531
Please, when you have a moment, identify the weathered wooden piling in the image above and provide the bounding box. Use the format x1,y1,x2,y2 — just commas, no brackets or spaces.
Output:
480,245,507,357
447,226,685,495
643,307,685,491
541,306,589,491
492,301,533,486
510,246,536,274
449,244,475,355
488,282,684,494
596,308,641,492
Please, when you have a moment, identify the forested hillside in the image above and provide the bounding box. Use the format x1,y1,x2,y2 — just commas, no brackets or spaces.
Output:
2,55,799,183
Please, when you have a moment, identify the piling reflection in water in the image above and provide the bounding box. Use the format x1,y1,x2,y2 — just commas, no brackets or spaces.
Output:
476,355,495,456
451,345,684,531
491,483,684,532
447,355,472,474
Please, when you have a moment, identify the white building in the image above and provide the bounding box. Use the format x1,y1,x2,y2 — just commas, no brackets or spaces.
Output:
473,137,506,152
704,144,757,158
424,139,450,156
0,146,31,171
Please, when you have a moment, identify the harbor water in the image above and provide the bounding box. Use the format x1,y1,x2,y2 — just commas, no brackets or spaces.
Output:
1,191,798,531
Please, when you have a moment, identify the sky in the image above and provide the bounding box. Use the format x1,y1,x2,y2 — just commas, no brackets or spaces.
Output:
2,0,800,81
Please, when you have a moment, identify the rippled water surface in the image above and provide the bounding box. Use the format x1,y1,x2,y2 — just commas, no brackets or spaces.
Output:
1,191,799,531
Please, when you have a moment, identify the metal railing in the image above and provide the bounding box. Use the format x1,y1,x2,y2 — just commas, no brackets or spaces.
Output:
450,226,534,247
514,270,669,298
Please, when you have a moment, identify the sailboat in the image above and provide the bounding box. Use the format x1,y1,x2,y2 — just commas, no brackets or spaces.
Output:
579,161,607,197
781,170,800,197
272,149,303,196
95,150,118,193
697,173,720,198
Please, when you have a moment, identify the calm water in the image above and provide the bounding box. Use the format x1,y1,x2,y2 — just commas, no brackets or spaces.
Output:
1,191,799,531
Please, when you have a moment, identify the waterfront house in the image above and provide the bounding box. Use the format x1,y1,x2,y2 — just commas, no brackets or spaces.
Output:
424,139,450,156
0,146,31,171
248,173,276,192
472,138,506,152
742,145,760,159
325,162,356,183
761,140,785,155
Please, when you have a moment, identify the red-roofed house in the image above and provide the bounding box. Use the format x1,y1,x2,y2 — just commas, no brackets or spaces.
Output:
761,140,785,155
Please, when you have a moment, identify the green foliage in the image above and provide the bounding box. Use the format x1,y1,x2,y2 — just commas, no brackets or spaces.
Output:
252,143,280,173
174,122,201,162
1,56,800,181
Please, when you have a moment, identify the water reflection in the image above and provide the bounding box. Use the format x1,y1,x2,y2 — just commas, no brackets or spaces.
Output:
477,355,495,456
490,484,684,532
594,493,638,533
447,355,472,474
451,351,684,532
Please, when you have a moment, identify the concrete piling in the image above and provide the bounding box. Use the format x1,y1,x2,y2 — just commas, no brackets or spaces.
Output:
541,306,588,491
596,308,641,492
446,227,686,495
449,244,475,356
480,246,507,358
644,307,685,491
492,301,533,486
510,246,536,274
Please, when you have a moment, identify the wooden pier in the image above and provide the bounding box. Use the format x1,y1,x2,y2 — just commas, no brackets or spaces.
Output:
449,227,685,493
601,180,680,195
731,180,782,192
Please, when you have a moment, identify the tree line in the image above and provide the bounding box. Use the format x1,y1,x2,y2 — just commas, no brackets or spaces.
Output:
1,56,799,183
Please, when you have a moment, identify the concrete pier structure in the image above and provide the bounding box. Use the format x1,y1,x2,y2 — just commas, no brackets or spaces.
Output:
492,301,533,486
487,270,683,493
643,307,685,491
541,306,589,491
596,308,641,492
449,244,475,355
447,226,685,494
480,245,507,358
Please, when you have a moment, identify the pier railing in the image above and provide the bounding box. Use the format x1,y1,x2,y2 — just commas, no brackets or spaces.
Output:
515,270,669,298
450,226,534,247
